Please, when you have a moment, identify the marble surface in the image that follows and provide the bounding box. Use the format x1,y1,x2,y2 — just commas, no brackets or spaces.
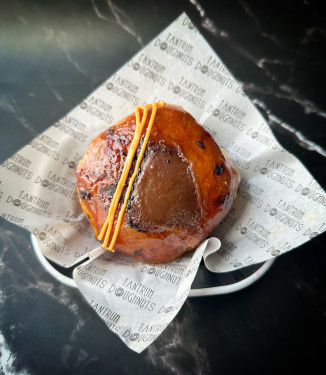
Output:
0,0,325,374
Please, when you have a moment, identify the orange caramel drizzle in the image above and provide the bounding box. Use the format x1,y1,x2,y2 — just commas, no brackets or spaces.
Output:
98,101,165,251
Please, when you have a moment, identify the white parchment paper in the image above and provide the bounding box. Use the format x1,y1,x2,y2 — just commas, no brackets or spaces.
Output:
1,13,326,351
73,238,220,353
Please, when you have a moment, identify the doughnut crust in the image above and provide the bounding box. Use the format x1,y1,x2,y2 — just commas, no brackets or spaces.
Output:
76,104,239,263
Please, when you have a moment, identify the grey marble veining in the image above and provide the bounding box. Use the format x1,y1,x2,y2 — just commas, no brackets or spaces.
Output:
1,1,326,374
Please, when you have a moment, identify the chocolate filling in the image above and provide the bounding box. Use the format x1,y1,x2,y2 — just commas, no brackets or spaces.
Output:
127,145,200,231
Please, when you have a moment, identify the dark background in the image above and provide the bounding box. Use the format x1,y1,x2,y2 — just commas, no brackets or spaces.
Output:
0,1,325,374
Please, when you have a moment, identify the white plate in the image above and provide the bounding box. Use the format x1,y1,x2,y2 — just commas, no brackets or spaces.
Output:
31,234,275,297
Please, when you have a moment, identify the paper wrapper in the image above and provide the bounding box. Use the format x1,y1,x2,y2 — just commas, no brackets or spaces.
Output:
1,13,326,352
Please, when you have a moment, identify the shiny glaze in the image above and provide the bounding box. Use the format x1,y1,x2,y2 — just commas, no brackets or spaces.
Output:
99,103,162,249
76,105,239,263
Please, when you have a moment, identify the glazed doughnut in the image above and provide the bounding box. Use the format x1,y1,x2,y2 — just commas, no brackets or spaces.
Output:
76,103,239,263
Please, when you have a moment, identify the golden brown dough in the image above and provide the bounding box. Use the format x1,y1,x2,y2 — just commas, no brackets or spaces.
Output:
76,104,239,263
